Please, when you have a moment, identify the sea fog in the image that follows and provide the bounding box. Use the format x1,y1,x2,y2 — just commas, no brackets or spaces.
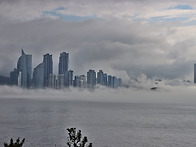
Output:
1,83,196,104
1,85,196,147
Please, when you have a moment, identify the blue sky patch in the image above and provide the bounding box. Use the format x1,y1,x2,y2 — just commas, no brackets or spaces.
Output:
151,16,188,21
169,5,193,10
134,16,190,25
42,8,96,21
55,7,66,11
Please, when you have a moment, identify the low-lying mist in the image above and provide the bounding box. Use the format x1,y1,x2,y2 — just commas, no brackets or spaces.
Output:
1,81,196,105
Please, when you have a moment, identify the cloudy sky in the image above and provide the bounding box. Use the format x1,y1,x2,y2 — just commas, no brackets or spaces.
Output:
1,0,196,82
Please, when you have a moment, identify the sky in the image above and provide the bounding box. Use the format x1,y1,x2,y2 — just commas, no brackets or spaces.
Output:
1,0,196,84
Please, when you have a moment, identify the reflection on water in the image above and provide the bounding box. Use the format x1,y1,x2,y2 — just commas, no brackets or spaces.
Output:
0,98,196,147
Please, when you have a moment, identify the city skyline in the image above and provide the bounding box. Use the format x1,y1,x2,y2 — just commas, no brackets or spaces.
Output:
6,48,196,88
9,49,122,89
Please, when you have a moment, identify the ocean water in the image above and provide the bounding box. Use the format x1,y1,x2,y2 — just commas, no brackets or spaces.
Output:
0,98,196,147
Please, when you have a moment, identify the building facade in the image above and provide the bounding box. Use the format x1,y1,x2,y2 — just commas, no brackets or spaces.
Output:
33,62,44,88
43,54,53,87
59,52,69,74
48,74,56,89
74,75,86,88
74,75,80,87
57,74,64,89
17,49,32,88
87,69,96,88
107,75,113,88
79,75,86,88
10,68,19,86
103,73,108,86
113,76,118,89
97,70,104,85
64,70,73,87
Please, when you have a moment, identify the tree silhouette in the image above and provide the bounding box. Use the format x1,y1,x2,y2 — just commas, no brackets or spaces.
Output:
4,128,92,147
67,128,92,147
4,138,25,147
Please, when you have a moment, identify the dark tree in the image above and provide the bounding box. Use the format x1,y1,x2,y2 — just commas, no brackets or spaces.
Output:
67,128,92,147
4,138,25,147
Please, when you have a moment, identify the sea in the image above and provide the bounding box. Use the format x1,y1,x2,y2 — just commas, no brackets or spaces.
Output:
0,98,196,147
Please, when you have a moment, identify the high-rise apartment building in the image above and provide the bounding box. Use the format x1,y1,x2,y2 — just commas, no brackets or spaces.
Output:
10,68,19,86
87,69,96,88
57,74,64,89
113,76,118,89
64,70,73,87
107,75,113,88
97,70,104,85
79,75,86,88
74,76,80,87
17,49,32,88
48,74,56,89
59,52,69,74
43,54,53,87
32,62,44,88
103,73,108,86
74,75,86,88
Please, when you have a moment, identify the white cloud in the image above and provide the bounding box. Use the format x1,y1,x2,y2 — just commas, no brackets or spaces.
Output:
0,16,196,80
0,0,196,23
0,0,196,82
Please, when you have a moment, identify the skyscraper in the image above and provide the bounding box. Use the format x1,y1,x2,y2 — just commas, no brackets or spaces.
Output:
103,73,108,86
113,76,118,89
43,54,53,87
64,70,73,87
57,74,64,89
97,70,104,85
74,75,86,88
10,68,19,86
48,74,56,89
194,64,196,83
17,49,32,88
74,75,80,87
87,69,96,88
107,75,113,88
32,62,44,88
59,52,69,74
79,75,86,88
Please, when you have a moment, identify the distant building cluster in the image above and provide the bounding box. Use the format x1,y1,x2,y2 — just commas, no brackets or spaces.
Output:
10,50,122,89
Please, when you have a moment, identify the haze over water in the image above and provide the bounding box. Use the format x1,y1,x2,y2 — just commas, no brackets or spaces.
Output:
1,86,196,147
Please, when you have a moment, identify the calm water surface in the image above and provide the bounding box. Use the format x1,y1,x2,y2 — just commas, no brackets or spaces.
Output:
0,98,196,147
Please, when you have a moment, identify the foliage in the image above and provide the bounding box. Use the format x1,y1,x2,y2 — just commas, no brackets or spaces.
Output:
4,138,25,147
4,128,92,147
67,128,92,147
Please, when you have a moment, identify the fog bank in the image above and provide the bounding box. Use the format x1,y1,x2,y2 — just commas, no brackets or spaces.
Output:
0,84,196,105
